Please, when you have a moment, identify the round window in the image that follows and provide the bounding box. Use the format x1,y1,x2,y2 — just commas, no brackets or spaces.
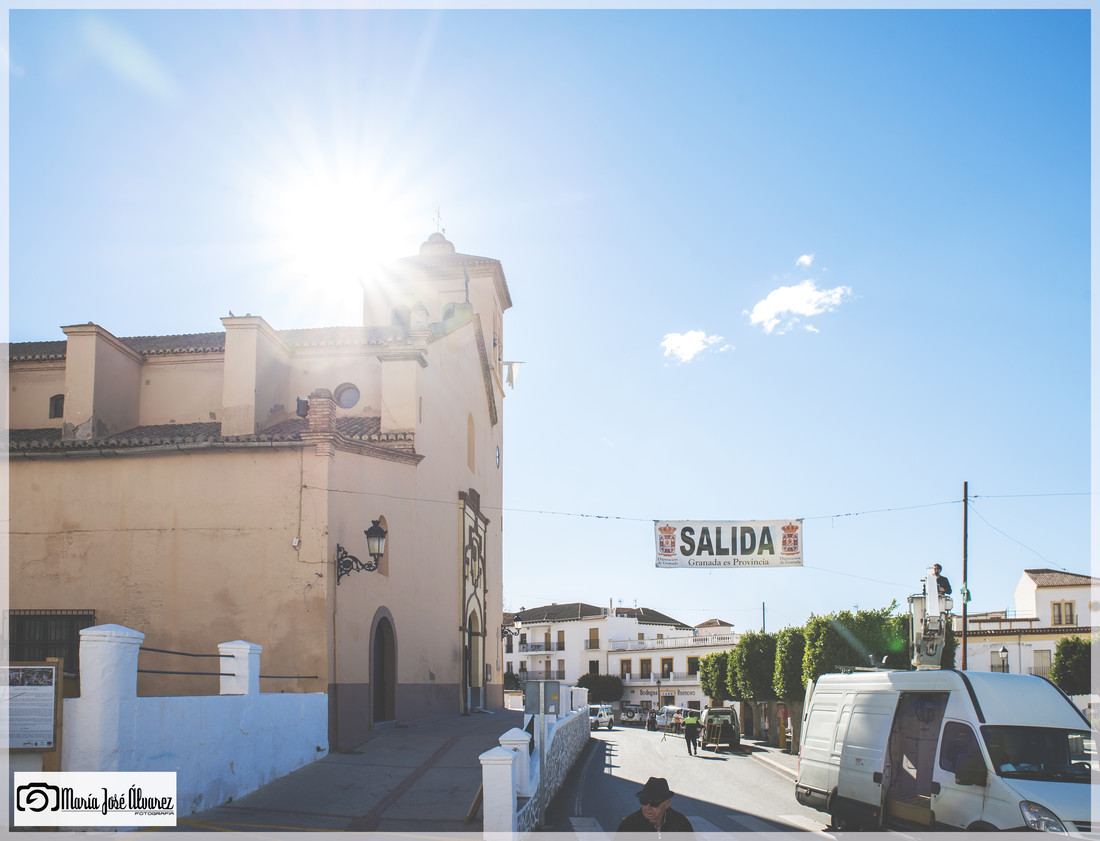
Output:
334,383,360,409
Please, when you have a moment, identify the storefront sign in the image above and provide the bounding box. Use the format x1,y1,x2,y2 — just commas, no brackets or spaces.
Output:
654,519,803,568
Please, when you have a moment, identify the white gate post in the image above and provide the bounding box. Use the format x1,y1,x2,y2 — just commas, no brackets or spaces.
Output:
499,727,533,797
479,745,517,835
74,624,145,770
218,640,262,695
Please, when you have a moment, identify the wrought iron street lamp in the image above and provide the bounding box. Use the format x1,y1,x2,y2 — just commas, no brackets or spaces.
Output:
999,645,1009,673
336,519,387,584
364,520,387,562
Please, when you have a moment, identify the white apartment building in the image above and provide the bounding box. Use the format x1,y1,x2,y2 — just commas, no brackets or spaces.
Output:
502,603,738,711
957,568,1097,676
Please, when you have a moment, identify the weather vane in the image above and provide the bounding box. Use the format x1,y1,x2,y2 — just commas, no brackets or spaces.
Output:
433,207,445,236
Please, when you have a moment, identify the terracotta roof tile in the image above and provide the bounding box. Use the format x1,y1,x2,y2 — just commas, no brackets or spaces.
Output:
618,607,692,630
8,428,62,446
8,325,411,362
695,618,734,629
7,341,67,361
1024,568,1099,588
122,333,226,355
8,416,412,454
514,603,607,622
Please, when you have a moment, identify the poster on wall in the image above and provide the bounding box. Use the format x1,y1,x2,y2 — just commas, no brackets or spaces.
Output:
7,665,58,749
654,519,803,568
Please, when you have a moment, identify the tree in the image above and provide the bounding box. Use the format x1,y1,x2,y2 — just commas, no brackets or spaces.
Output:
883,613,912,670
733,631,778,743
503,670,520,691
576,673,624,703
699,649,735,705
1050,636,1091,695
774,627,807,747
802,604,914,683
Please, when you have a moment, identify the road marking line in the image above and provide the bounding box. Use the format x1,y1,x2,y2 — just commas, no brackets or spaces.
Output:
777,813,834,834
568,816,608,839
726,813,784,832
687,816,722,832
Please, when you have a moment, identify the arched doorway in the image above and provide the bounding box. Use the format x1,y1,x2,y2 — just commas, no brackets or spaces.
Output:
372,616,396,724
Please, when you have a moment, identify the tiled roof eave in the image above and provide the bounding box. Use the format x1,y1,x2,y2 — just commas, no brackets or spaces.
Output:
7,439,308,458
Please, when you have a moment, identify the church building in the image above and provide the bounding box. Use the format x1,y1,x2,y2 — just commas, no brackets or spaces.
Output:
8,232,513,750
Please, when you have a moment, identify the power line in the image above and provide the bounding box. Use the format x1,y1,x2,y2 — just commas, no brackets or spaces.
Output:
304,484,1089,527
966,500,1060,569
971,492,1092,499
803,500,960,521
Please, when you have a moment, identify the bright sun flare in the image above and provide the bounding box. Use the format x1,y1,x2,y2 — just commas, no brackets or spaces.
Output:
269,169,420,285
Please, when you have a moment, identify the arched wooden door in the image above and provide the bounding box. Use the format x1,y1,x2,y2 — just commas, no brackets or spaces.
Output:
372,616,396,724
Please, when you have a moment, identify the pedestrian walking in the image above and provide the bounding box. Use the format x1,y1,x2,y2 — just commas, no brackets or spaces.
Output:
682,710,700,756
616,777,693,835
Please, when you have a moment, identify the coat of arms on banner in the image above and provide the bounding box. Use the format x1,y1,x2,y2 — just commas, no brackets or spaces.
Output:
781,522,800,555
657,523,677,557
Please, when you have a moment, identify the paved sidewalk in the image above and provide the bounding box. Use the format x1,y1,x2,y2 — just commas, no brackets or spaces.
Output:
162,708,525,833
741,738,799,778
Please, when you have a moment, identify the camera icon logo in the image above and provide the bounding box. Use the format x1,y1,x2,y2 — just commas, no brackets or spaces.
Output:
16,783,59,813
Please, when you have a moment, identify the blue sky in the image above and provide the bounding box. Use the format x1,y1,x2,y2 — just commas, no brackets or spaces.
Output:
8,9,1092,633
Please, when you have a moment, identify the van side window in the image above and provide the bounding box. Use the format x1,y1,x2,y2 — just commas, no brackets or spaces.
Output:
939,721,981,772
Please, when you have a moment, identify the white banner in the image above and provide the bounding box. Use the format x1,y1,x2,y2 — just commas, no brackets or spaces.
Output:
654,519,803,568
14,772,177,826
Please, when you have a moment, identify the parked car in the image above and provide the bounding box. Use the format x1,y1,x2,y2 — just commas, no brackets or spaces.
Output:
654,705,685,732
589,704,613,730
795,670,1094,832
619,705,644,726
699,706,741,751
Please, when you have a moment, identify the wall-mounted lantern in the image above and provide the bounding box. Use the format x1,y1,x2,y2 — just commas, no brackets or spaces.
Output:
336,519,387,585
501,616,523,639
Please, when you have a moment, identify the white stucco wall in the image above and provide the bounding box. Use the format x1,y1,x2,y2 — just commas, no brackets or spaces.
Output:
60,625,328,823
63,691,328,816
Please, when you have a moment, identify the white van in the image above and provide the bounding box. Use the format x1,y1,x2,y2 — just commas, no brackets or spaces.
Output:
795,670,1093,832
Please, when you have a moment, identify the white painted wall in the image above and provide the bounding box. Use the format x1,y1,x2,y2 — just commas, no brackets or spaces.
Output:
1013,576,1095,626
61,625,328,822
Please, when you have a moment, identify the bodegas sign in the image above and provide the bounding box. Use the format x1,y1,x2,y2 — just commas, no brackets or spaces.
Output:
654,520,803,568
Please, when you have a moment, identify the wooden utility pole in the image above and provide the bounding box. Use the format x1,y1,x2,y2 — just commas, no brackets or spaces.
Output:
962,481,968,670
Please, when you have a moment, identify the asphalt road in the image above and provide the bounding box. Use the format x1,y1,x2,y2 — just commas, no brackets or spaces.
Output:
545,725,834,835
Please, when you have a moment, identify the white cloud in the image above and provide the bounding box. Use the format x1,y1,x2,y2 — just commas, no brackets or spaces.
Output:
796,254,814,267
660,330,724,363
747,279,852,334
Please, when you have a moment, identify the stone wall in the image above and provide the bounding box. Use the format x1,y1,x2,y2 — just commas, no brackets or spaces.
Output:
516,706,589,832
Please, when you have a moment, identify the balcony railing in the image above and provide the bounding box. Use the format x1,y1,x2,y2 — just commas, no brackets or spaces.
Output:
583,640,601,650
609,633,737,651
1028,665,1052,678
517,670,566,683
518,642,566,653
621,672,692,683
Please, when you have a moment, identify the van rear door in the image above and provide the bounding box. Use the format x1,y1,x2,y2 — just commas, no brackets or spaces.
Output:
797,687,843,808
835,689,898,826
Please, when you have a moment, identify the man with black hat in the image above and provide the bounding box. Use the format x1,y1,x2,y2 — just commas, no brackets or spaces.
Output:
616,777,693,834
